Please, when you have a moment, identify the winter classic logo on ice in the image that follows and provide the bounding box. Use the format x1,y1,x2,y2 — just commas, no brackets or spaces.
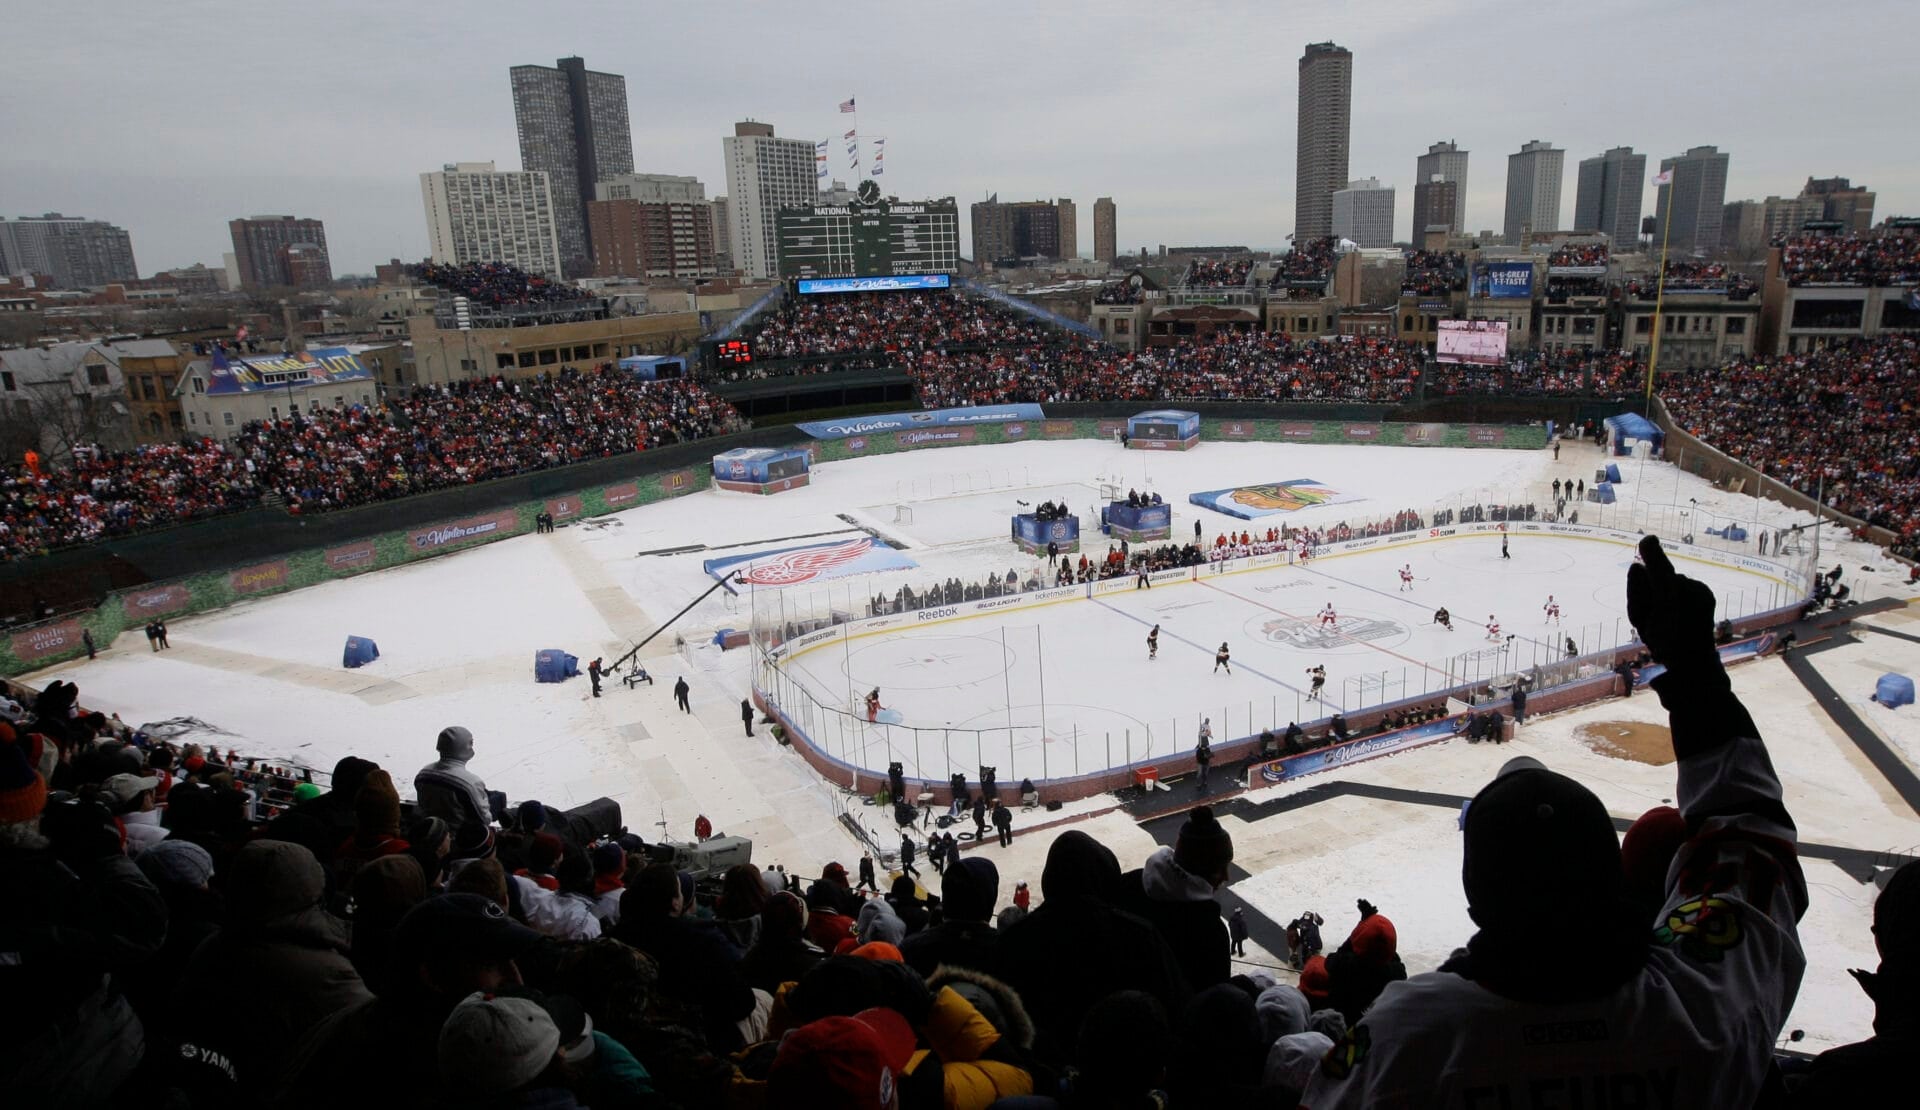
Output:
1260,615,1402,648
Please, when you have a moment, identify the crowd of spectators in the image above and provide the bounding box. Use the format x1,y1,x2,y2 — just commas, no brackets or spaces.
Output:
1497,348,1643,399
1,443,263,561
407,261,592,308
745,292,1057,360
1622,262,1759,299
1778,232,1920,287
227,367,737,515
907,332,1423,408
1270,238,1337,288
1660,336,1920,559
1400,251,1464,296
1181,258,1254,289
1545,275,1609,300
1093,280,1144,305
1547,242,1609,269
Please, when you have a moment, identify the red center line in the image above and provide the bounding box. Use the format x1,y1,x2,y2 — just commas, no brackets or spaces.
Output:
1197,578,1443,675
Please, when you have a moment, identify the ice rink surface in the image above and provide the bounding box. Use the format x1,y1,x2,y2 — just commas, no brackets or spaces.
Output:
25,431,1920,1053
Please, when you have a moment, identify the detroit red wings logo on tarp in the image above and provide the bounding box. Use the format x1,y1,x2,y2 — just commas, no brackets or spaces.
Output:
739,538,876,586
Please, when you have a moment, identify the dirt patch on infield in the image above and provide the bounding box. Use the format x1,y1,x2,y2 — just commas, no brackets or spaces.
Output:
1575,721,1676,765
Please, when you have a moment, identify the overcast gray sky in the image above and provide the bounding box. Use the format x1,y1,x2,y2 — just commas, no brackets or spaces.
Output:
4,0,1913,275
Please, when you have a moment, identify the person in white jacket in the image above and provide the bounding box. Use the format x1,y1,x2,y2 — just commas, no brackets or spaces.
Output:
101,772,169,852
1303,536,1807,1108
510,873,602,940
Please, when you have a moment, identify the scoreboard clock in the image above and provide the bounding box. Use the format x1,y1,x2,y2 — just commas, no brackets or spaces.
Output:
714,340,753,368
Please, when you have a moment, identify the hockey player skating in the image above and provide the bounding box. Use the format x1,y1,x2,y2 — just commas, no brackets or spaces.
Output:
1486,614,1503,641
1319,603,1339,630
865,688,884,723
1147,624,1160,660
1543,595,1563,624
1399,564,1415,591
1433,606,1454,631
1306,664,1327,701
1214,641,1232,674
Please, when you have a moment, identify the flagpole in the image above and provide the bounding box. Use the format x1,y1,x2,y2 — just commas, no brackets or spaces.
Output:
1643,173,1676,407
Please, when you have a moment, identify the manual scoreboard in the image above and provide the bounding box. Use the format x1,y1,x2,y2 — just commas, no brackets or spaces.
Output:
778,182,960,280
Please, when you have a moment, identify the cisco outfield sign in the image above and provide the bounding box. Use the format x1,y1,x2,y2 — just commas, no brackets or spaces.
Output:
796,404,1046,440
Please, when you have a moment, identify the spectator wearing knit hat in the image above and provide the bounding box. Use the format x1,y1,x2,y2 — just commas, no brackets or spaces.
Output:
1317,899,1407,1026
742,890,824,992
1790,858,1920,1100
1303,538,1808,1108
1114,804,1236,996
768,1007,918,1110
614,862,756,1052
902,855,1000,976
436,990,571,1103
414,725,494,849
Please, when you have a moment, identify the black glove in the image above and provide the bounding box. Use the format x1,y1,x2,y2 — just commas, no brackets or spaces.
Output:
1356,898,1378,919
1626,535,1722,678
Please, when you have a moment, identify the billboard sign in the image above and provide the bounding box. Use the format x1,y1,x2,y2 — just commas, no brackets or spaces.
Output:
121,584,191,619
1471,262,1535,299
1437,319,1510,366
409,510,518,552
797,403,1043,440
12,619,84,663
795,274,952,294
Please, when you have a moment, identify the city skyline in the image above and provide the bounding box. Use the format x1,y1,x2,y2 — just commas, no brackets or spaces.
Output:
3,1,1914,275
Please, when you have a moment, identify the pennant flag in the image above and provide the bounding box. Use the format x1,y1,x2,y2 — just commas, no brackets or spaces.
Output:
815,139,829,150
844,129,856,140
1652,169,1673,186
872,137,885,146
839,97,856,113
871,166,884,176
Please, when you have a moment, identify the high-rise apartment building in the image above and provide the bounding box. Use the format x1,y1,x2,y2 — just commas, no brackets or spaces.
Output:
1056,198,1078,259
1573,146,1647,251
969,198,1074,263
721,121,819,280
227,215,331,289
1801,177,1876,232
1652,146,1730,253
419,162,563,276
0,213,139,288
587,174,715,280
510,56,635,277
1331,178,1395,248
1093,198,1117,263
1414,141,1468,231
1502,140,1564,243
1411,177,1460,237
1295,42,1353,241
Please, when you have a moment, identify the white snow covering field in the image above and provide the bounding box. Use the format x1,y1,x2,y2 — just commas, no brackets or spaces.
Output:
25,431,1920,1053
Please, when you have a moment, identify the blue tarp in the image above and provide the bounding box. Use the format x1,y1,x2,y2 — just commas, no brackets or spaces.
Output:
1591,483,1617,504
343,636,379,669
1603,413,1664,457
1605,463,1623,483
535,650,580,683
1875,673,1915,708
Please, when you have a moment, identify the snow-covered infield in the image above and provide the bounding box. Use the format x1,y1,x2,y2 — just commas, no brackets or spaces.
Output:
24,433,1919,1052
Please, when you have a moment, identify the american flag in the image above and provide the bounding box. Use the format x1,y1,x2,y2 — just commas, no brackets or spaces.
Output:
839,98,856,113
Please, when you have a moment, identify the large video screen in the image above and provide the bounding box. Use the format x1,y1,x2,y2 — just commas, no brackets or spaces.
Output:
1437,319,1509,366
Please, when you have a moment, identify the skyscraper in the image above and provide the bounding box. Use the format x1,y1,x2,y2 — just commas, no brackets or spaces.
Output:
1801,176,1876,232
1414,141,1468,231
710,197,732,271
1652,146,1730,253
0,214,138,288
510,56,635,278
1502,140,1564,243
969,199,1073,263
1331,178,1395,248
1093,198,1117,263
1573,146,1647,251
420,162,563,276
1056,198,1078,260
227,216,331,289
1411,177,1459,238
722,121,819,280
1295,42,1353,241
588,174,716,279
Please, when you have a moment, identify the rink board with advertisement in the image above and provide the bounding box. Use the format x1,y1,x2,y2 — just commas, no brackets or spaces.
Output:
1187,478,1365,520
1437,320,1510,366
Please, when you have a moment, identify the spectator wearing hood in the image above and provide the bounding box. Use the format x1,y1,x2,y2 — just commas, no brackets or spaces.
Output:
857,893,909,949
1114,804,1235,995
1789,858,1920,1100
170,839,372,1102
743,890,825,992
715,862,768,954
279,892,548,1109
903,856,1001,976
614,862,756,1052
0,734,164,1107
333,768,410,889
1303,538,1808,1108
995,830,1187,1066
414,725,494,848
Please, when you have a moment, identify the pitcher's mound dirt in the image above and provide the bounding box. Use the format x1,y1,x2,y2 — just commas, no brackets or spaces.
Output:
1575,721,1675,765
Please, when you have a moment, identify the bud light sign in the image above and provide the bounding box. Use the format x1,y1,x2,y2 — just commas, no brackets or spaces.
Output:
1472,262,1534,300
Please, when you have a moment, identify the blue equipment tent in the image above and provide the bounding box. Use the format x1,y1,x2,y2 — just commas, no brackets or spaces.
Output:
343,636,380,669
1604,463,1623,483
535,650,580,683
1591,483,1617,504
1875,673,1915,708
1603,413,1664,457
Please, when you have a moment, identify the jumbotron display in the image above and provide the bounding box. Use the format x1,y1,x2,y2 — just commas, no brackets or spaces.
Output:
777,182,960,280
